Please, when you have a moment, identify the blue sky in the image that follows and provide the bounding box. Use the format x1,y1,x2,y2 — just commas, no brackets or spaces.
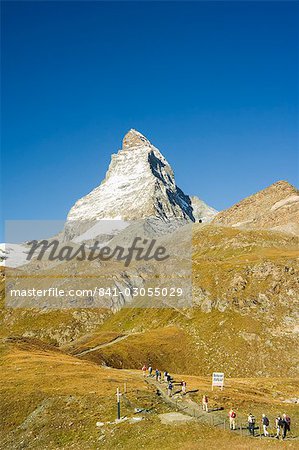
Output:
1,1,298,239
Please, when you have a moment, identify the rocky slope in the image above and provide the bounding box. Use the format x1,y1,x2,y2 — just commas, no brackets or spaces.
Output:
212,180,299,234
2,224,298,377
67,224,299,377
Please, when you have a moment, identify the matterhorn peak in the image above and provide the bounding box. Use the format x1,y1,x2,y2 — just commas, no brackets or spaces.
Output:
122,129,151,150
66,130,197,226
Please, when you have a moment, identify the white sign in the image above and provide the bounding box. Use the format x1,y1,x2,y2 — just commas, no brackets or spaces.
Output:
212,372,224,390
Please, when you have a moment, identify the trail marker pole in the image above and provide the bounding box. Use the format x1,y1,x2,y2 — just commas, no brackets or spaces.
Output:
116,387,121,420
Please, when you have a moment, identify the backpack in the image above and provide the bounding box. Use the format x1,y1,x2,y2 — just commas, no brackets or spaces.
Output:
264,417,269,426
231,411,236,418
278,418,284,427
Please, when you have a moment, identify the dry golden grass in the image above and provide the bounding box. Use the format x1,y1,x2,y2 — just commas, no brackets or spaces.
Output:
1,340,298,449
1,227,299,448
68,306,299,378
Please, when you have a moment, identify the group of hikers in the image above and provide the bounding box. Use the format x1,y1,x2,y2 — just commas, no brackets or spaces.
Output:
142,365,187,397
142,365,292,440
229,409,291,439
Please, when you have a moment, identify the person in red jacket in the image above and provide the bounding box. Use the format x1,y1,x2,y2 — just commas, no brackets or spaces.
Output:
202,395,208,412
228,408,237,430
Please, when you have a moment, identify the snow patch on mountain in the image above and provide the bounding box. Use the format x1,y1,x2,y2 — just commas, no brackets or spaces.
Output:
190,196,217,222
0,243,31,268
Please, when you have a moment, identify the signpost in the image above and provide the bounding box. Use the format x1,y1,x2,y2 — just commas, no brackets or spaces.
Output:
212,372,224,391
116,387,121,420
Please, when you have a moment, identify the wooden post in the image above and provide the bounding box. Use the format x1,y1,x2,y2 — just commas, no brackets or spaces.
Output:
124,383,127,394
116,387,121,420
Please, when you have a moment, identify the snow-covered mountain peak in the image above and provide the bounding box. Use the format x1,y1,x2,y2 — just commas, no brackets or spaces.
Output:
67,130,195,226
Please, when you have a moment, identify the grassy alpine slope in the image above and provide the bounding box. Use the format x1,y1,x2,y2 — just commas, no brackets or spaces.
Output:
1,338,298,450
1,225,298,376
60,225,299,377
0,224,298,448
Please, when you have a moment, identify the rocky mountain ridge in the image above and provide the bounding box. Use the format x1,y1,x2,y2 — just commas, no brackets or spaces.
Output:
212,180,299,234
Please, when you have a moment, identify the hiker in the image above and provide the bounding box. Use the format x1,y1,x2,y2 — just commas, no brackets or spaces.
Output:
228,409,236,430
202,395,208,412
282,414,291,439
285,414,291,433
167,373,171,383
155,368,159,381
275,415,283,439
142,365,147,377
148,366,152,377
275,415,282,439
167,381,173,397
248,413,256,436
181,380,187,394
261,414,269,437
164,371,168,382
158,371,161,382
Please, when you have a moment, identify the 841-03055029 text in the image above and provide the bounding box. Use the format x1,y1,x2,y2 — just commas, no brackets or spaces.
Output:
7,287,184,298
